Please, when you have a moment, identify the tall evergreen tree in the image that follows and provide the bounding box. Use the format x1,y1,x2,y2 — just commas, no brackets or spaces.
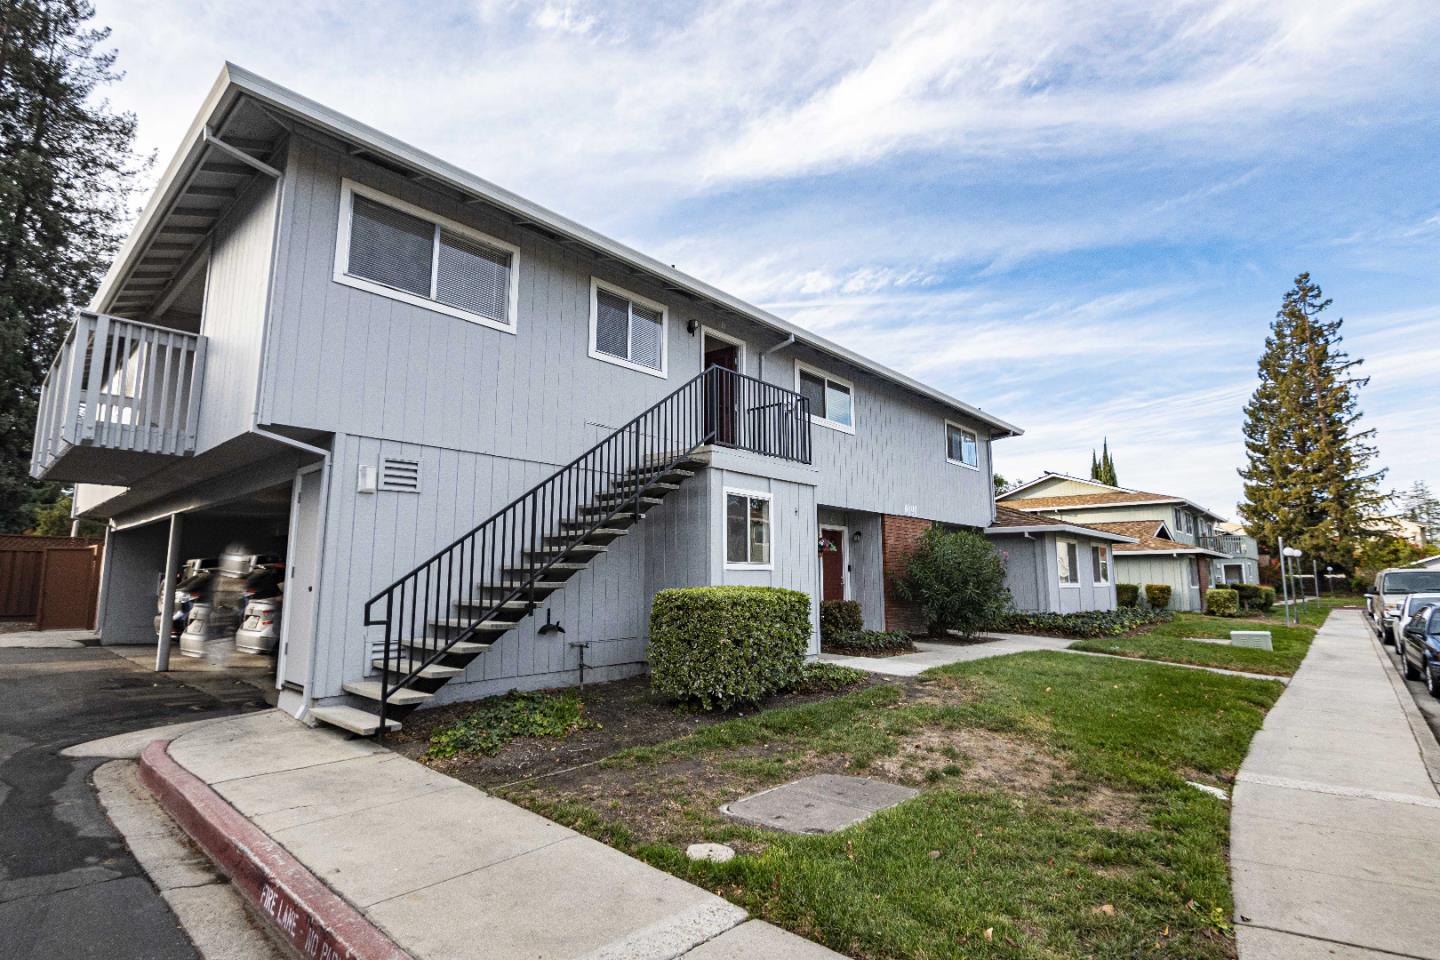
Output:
1399,480,1440,543
1237,274,1385,566
1089,439,1118,486
0,0,143,532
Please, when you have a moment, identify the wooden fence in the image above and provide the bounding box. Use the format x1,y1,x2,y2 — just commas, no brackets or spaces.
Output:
0,534,104,630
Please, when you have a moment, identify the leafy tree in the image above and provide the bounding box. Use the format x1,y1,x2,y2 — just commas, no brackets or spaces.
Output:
1399,480,1440,544
0,0,144,532
992,471,1008,495
893,527,1011,638
28,491,101,535
1089,438,1118,486
1238,274,1385,567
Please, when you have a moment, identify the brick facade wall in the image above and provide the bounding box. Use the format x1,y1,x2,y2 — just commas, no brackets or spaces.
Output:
881,515,933,634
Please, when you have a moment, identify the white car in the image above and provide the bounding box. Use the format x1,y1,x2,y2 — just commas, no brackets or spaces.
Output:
1368,569,1440,645
1396,592,1440,641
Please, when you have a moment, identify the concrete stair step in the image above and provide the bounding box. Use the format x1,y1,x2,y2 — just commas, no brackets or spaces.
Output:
371,658,465,679
545,528,628,545
588,493,667,506
429,618,518,633
560,513,640,527
523,544,607,560
309,705,400,736
609,480,681,493
343,680,431,706
502,563,587,578
404,638,494,656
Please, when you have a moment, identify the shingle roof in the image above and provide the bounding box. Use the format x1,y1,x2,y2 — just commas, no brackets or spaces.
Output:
1082,520,1216,555
1004,491,1182,510
985,505,1138,543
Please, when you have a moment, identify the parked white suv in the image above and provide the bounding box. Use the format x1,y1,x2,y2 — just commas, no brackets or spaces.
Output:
1368,568,1440,644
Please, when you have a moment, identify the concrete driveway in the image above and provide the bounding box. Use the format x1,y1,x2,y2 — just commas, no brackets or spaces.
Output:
0,640,270,959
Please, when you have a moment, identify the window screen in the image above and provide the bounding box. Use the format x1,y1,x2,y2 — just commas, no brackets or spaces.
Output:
947,424,978,466
798,371,826,418
436,230,511,321
593,288,663,371
825,380,852,427
348,196,433,296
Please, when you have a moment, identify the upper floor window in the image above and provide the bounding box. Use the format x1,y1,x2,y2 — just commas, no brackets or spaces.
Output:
725,489,772,568
795,362,854,433
334,180,519,333
589,279,667,378
945,421,979,469
1057,539,1079,585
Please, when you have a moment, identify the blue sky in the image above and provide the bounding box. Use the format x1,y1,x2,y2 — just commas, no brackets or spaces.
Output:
98,0,1440,516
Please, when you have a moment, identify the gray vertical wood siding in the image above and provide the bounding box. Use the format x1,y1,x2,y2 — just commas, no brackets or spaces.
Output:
194,175,278,454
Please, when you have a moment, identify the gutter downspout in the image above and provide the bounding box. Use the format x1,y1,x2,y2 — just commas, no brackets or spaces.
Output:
252,426,331,722
759,333,795,380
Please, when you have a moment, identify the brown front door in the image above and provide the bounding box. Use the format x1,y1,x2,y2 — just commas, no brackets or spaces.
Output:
703,335,740,445
819,527,845,602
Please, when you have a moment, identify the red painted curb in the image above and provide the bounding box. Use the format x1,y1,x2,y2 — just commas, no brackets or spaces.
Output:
138,740,412,960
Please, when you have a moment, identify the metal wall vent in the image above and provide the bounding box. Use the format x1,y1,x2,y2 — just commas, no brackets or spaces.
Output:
379,457,421,493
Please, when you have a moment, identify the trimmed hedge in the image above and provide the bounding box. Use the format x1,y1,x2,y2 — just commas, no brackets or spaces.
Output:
824,628,913,654
819,600,863,643
649,586,810,711
1233,583,1277,613
1144,583,1173,609
1116,583,1140,608
1206,587,1240,617
1256,586,1276,612
993,607,1172,639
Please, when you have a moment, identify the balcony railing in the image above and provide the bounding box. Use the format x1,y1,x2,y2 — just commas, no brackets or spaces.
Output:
1196,533,1247,556
30,312,206,483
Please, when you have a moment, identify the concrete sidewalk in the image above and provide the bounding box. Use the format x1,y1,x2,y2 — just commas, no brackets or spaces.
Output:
150,710,839,959
1231,609,1440,959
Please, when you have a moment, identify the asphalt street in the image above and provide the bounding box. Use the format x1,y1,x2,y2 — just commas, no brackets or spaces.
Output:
0,644,269,960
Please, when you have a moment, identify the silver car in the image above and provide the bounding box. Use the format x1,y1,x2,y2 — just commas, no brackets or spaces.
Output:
1368,569,1440,645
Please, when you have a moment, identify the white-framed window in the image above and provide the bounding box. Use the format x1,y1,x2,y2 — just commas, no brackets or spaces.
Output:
1057,539,1079,586
945,421,979,469
333,179,519,332
724,488,773,568
588,278,667,378
795,361,854,433
1091,544,1110,585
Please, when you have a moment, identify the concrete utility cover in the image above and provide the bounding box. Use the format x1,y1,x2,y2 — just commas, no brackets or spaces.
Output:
1231,630,1274,651
721,775,919,834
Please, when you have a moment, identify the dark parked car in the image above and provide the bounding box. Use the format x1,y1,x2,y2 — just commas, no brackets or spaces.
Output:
1399,603,1440,697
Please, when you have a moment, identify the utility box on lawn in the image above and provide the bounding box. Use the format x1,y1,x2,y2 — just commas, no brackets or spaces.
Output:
1230,630,1273,651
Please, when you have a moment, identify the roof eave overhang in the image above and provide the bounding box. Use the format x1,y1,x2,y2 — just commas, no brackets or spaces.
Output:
984,524,1137,543
95,63,1022,436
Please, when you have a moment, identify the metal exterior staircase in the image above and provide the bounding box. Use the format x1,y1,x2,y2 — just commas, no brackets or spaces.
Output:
310,367,812,736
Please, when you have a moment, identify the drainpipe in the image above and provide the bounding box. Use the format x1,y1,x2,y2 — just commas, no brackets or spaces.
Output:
758,333,796,380
155,513,184,671
251,426,332,720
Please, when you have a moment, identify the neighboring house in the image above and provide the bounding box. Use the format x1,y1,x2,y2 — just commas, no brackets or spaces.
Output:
997,474,1236,611
1213,521,1262,586
31,65,1022,735
1365,516,1429,549
984,505,1137,614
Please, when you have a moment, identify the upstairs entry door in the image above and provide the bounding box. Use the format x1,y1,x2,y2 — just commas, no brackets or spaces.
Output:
703,333,740,446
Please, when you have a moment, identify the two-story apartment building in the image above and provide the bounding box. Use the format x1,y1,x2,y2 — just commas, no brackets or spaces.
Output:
997,474,1241,611
32,65,1021,735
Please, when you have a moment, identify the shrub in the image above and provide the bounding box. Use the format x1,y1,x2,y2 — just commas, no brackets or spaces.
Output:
819,600,863,643
893,527,1011,638
1206,588,1240,617
425,690,598,759
1144,583,1173,609
1256,586,1276,612
823,629,913,654
1234,583,1261,607
649,586,810,710
787,661,869,694
992,607,1172,639
1116,583,1140,608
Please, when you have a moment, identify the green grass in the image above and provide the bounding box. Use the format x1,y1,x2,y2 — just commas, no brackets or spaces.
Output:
500,653,1284,958
1069,611,1322,675
424,690,600,759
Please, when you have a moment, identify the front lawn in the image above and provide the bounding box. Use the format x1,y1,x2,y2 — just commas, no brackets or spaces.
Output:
1070,611,1318,676
496,652,1283,959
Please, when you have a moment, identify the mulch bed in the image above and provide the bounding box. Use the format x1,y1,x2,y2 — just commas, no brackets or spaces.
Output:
388,674,881,790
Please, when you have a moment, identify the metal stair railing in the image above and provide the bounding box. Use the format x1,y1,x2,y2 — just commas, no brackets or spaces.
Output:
362,366,812,727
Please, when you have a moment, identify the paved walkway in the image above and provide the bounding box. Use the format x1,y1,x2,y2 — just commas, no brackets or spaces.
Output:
151,710,839,959
822,632,1287,683
1231,609,1440,959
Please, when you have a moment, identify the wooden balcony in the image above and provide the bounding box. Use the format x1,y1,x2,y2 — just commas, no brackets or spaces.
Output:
30,312,206,484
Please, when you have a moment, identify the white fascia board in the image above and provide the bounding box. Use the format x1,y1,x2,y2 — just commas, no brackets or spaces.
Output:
107,63,1023,439
985,524,1137,544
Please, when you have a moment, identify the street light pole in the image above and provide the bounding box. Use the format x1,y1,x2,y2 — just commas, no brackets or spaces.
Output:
1278,536,1291,626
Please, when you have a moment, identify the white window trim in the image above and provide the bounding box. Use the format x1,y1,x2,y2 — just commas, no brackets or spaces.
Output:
333,179,520,334
794,360,855,434
588,277,669,379
1057,538,1080,588
944,419,980,470
1091,544,1110,585
724,487,774,570
699,325,746,375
